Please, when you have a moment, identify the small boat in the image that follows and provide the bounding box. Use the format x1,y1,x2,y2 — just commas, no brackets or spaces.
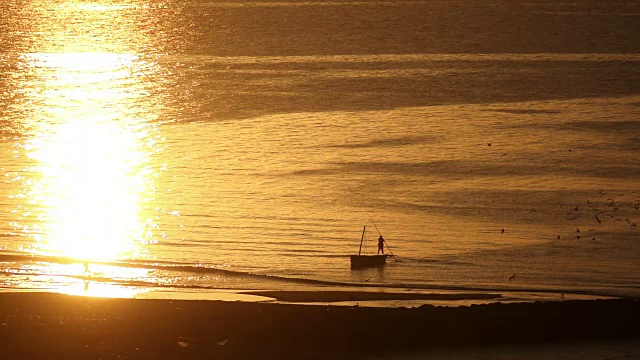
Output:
350,225,390,269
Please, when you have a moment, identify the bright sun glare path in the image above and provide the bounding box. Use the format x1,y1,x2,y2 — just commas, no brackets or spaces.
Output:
61,281,148,299
23,52,152,262
15,263,152,299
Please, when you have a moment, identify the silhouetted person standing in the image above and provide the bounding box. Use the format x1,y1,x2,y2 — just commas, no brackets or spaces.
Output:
83,261,91,278
377,236,385,255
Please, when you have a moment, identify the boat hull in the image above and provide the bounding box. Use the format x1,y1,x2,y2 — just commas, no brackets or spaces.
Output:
350,255,387,269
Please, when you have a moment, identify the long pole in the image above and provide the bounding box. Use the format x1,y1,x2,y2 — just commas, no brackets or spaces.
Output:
358,225,366,255
370,217,398,261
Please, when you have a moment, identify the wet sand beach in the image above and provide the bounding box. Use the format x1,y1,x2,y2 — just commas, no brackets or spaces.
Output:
1,292,639,359
240,290,503,303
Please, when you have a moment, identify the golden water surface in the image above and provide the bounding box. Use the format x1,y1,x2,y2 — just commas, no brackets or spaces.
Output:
1,0,640,299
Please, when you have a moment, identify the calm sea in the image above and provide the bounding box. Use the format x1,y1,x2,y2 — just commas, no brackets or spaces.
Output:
1,0,639,304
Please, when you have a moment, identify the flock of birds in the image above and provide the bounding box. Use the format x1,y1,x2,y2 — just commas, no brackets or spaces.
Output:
560,190,639,240
483,143,639,242
498,190,639,244
483,143,638,285
502,190,639,284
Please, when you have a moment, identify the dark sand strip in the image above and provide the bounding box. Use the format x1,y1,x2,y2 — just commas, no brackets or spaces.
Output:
241,290,501,303
0,292,639,359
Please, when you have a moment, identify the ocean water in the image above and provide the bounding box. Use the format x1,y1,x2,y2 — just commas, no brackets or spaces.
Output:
1,0,639,303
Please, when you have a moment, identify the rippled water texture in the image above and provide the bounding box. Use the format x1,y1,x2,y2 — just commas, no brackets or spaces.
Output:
1,0,639,300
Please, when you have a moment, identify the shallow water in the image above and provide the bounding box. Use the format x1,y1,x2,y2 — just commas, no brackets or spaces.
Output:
1,0,639,301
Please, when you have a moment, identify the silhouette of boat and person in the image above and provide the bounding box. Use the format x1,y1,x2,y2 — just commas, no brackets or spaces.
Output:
350,220,397,269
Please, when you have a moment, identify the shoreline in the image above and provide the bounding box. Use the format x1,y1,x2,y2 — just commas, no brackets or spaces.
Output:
240,289,503,303
1,292,639,359
2,284,620,308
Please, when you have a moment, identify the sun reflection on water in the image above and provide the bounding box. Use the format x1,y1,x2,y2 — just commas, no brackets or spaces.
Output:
17,52,157,263
63,282,149,299
27,122,147,260
4,262,153,299
2,0,171,298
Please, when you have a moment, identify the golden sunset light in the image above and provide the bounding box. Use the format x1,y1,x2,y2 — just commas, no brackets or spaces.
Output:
1,0,640,359
16,52,153,262
27,121,146,260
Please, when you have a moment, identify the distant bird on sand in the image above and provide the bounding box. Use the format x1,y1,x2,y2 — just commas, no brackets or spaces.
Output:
487,142,492,146
557,235,560,240
576,228,580,233
508,274,516,281
576,235,581,240
501,228,505,234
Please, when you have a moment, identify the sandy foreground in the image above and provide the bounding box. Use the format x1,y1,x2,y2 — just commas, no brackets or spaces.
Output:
1,292,639,359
